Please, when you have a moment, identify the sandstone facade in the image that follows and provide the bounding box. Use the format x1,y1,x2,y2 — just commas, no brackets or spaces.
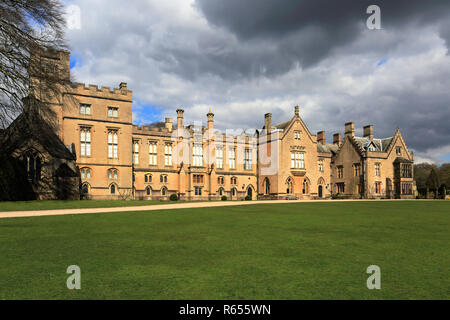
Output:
21,50,415,200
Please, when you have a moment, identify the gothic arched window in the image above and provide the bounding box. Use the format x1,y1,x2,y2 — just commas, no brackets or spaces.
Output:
25,150,42,182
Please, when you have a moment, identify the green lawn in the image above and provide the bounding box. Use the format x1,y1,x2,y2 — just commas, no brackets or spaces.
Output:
0,201,448,299
0,199,168,211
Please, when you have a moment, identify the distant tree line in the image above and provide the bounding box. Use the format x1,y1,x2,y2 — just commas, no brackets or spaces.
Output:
414,163,450,198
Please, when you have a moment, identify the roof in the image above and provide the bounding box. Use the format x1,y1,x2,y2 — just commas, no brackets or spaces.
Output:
394,157,413,163
0,98,76,160
317,143,339,154
352,136,393,153
273,120,290,130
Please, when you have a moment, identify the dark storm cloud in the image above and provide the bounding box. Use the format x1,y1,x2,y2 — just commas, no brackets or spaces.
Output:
194,0,450,68
67,0,450,162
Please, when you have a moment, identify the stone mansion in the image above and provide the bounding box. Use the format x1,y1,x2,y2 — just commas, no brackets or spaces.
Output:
1,50,416,200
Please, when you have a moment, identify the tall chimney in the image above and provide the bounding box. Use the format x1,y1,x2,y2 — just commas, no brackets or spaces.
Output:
363,125,373,140
264,113,272,133
317,131,325,145
294,105,299,117
207,108,214,131
165,117,173,132
345,122,354,138
333,133,342,147
176,109,184,129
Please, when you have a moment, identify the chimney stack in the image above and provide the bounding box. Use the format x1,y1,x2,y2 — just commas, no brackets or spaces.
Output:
333,133,342,147
363,125,373,140
207,108,214,131
176,109,184,130
317,131,325,145
165,117,173,132
345,122,354,138
294,105,299,117
264,113,272,133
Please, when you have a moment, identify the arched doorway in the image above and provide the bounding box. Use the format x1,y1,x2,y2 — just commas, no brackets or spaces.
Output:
231,187,238,200
246,185,255,200
81,183,90,195
317,177,325,198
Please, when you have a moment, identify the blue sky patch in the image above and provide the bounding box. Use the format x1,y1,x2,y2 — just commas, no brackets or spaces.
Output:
132,100,165,126
70,53,82,69
377,57,388,67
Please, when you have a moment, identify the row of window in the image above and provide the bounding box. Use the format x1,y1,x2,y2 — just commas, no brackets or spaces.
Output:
81,168,172,184
335,181,413,195
336,163,381,178
81,128,253,169
82,183,245,197
263,177,310,195
290,152,326,172
80,104,118,118
367,145,403,155
81,168,119,179
143,186,239,197
216,176,238,185
133,141,173,166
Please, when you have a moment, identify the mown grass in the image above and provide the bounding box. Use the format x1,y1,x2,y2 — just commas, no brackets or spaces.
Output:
0,201,448,299
0,200,167,211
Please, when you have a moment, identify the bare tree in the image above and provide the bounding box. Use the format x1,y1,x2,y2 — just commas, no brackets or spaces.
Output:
118,188,134,201
0,0,68,128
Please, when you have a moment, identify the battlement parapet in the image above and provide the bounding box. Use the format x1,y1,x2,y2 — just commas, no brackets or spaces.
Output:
71,82,132,101
132,124,172,137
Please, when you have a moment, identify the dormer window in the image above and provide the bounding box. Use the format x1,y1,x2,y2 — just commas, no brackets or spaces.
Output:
368,144,376,151
396,146,402,155
294,131,301,140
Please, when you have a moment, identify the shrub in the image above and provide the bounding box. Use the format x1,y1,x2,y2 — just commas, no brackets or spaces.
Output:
221,195,227,201
169,194,178,201
245,195,252,201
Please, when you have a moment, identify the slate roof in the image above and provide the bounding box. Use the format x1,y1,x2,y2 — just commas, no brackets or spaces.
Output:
317,143,339,154
273,121,290,130
352,136,393,153
0,98,76,160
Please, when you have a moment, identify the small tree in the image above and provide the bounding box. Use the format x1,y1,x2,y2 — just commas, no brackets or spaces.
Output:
118,188,133,200
221,195,227,201
169,194,178,201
